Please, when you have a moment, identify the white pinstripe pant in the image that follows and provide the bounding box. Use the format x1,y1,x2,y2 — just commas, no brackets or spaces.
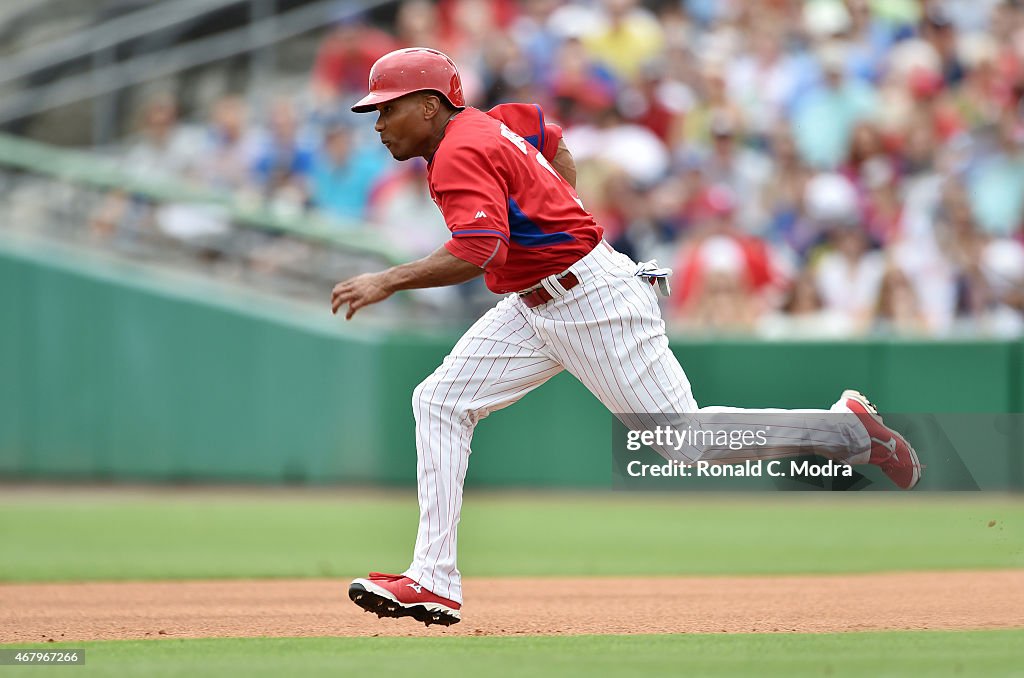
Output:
403,242,870,602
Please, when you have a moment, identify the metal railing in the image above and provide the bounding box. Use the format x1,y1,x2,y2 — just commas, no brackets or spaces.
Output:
0,132,402,261
0,130,425,314
0,0,246,89
0,0,394,144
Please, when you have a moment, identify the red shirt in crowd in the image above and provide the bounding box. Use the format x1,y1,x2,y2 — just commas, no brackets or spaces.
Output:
312,26,397,95
428,104,603,293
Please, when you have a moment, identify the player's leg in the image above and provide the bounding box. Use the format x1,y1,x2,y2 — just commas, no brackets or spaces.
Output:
530,243,869,465
404,294,562,604
525,245,698,438
688,403,868,464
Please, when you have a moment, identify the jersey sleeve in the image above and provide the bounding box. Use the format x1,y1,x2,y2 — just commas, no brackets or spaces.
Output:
486,103,562,162
444,234,508,269
431,144,510,270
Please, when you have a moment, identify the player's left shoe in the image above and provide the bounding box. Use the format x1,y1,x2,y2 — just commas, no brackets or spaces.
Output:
349,572,461,627
842,389,922,490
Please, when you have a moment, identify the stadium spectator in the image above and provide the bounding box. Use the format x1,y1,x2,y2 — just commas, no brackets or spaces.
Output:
762,125,812,248
790,43,878,169
395,0,442,48
921,5,966,87
813,220,886,333
724,21,809,143
310,15,397,107
548,37,617,125
968,111,1024,237
563,105,670,185
581,0,665,82
251,99,316,213
195,95,256,193
694,114,773,234
669,185,784,332
310,118,389,222
94,93,205,242
121,92,203,182
872,265,930,335
759,269,856,339
366,159,450,258
509,0,564,85
676,63,744,150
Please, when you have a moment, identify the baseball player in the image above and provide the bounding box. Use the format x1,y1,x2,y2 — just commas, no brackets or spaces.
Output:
332,48,922,628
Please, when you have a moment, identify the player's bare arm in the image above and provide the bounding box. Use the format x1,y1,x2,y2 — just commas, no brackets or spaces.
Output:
551,138,576,189
331,246,482,319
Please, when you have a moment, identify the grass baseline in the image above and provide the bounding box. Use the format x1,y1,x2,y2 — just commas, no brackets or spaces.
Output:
2,630,1024,678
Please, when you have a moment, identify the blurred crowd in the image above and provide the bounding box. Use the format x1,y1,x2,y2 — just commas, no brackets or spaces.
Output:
108,0,1024,336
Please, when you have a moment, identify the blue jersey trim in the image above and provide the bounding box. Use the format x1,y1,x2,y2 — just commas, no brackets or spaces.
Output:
507,198,575,248
452,228,510,245
536,105,545,154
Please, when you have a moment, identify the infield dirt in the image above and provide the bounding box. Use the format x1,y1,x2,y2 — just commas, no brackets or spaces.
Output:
2,571,1022,642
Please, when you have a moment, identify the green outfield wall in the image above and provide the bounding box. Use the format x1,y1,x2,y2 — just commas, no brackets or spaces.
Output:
2,237,1021,489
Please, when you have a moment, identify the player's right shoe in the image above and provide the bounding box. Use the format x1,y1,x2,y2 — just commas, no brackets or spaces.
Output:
349,572,461,627
842,389,922,490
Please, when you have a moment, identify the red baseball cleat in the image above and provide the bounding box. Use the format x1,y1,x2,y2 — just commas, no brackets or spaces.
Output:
842,389,922,490
349,572,461,627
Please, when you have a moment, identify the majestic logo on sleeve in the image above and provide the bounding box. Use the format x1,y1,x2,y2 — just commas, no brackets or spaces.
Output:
474,210,487,219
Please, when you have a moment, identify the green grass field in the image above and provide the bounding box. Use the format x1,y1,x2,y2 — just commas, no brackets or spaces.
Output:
1,491,1022,677
6,631,1024,678
0,492,1021,581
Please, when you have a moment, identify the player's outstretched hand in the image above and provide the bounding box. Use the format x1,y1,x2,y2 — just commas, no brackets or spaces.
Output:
331,273,394,320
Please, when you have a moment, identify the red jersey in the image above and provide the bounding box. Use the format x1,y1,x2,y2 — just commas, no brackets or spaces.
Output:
428,104,603,293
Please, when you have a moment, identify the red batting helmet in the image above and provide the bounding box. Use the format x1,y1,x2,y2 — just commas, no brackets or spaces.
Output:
351,47,465,113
